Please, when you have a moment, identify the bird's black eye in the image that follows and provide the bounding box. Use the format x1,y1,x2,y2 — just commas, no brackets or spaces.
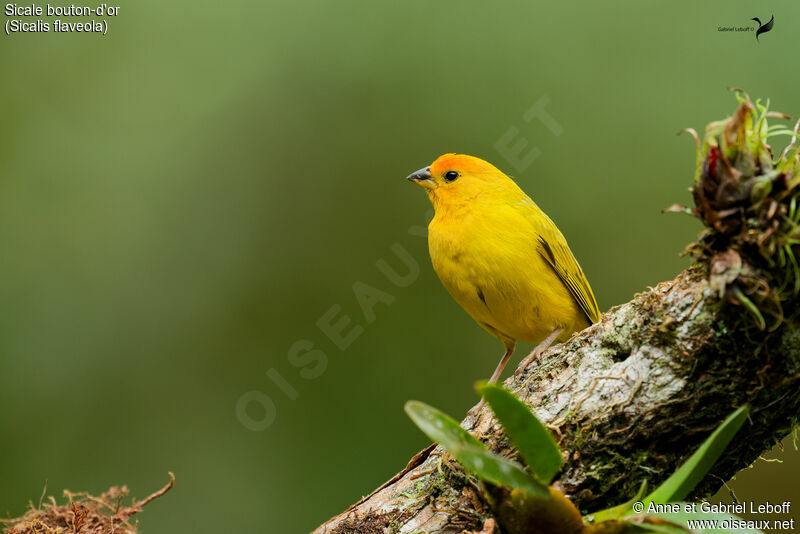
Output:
444,171,459,182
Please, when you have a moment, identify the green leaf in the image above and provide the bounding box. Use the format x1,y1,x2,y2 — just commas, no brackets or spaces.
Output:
583,518,688,533
621,521,689,534
449,445,549,498
644,405,749,504
404,400,549,498
404,400,484,450
601,509,764,534
589,480,648,523
477,382,563,484
648,506,765,534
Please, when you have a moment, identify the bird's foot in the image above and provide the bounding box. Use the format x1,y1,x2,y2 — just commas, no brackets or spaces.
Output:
514,328,564,377
515,348,544,377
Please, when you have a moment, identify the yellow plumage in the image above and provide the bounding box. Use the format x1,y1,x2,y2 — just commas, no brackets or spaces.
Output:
407,154,599,383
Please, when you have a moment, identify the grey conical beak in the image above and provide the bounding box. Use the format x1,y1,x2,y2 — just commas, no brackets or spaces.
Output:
406,166,434,184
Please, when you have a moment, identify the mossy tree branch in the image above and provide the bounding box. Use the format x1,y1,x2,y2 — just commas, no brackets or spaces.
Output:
314,268,799,533
314,95,800,534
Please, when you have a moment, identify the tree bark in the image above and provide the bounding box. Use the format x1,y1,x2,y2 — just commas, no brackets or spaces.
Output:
313,265,800,534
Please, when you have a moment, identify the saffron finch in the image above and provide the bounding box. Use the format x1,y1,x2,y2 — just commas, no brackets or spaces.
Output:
407,154,600,384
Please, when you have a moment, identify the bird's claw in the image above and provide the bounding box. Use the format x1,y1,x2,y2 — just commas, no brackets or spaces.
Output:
515,348,542,377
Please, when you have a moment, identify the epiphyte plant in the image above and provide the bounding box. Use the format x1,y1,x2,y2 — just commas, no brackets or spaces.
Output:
405,384,756,534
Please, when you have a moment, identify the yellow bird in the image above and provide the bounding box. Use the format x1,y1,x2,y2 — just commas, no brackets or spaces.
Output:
407,154,600,384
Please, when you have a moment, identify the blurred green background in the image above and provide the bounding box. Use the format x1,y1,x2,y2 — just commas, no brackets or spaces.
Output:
1,1,799,532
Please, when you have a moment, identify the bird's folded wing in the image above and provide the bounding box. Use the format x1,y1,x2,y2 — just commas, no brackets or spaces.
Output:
535,217,600,325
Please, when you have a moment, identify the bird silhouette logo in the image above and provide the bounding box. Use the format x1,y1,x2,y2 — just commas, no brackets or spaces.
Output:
752,15,774,42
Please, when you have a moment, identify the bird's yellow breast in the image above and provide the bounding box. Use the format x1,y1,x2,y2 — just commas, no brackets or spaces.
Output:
428,198,587,347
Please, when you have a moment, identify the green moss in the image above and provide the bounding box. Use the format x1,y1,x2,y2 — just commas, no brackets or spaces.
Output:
780,329,800,374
